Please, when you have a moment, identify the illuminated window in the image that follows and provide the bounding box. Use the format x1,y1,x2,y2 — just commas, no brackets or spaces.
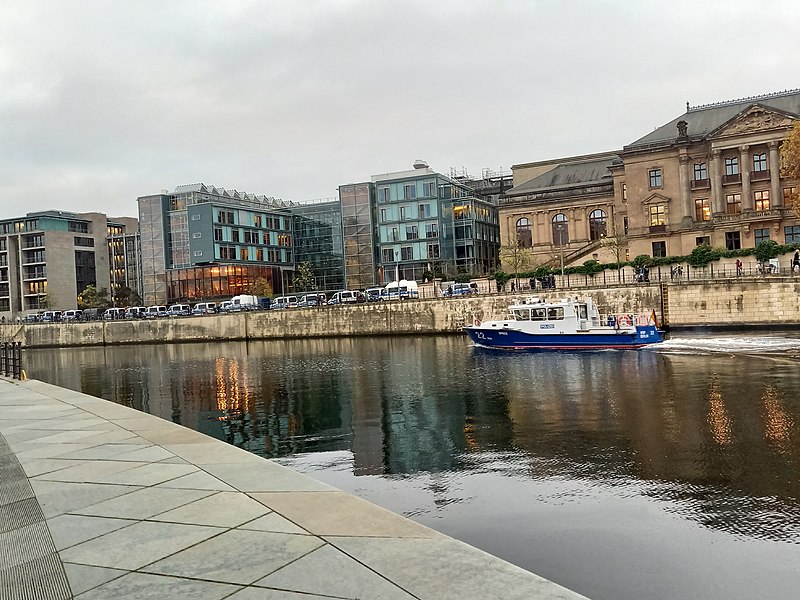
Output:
754,190,770,211
726,193,741,215
649,205,665,226
695,198,710,221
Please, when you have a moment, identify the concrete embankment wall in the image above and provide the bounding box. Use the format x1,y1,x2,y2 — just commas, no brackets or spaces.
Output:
2,280,800,348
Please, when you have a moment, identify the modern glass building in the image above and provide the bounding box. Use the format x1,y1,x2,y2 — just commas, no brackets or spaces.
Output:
292,199,345,292
138,184,347,304
138,184,295,304
368,163,500,283
338,182,377,290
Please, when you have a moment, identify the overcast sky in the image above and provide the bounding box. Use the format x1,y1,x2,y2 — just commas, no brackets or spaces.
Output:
1,0,798,218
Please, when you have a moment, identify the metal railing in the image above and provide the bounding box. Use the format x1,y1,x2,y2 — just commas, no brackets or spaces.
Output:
0,341,23,379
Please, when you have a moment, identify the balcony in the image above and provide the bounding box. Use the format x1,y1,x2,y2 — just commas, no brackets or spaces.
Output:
649,224,667,234
690,178,710,190
713,209,784,224
750,169,770,182
723,174,741,185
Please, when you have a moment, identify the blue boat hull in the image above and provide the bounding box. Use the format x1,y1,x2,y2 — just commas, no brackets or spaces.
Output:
464,324,662,350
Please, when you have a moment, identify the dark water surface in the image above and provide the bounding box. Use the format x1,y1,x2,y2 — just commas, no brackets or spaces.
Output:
25,334,800,600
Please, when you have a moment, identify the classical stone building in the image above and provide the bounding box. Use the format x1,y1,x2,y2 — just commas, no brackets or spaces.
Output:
500,89,800,269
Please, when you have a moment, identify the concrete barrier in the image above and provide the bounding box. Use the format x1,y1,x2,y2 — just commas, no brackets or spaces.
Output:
4,280,800,348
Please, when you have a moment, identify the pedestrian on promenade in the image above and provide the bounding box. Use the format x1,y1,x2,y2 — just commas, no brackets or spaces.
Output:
736,259,743,277
793,251,800,273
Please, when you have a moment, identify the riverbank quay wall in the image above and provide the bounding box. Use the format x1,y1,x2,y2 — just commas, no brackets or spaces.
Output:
3,279,800,348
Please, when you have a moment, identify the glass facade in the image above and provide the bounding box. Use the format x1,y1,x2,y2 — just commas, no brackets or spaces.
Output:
339,183,377,289
292,200,345,292
167,264,279,301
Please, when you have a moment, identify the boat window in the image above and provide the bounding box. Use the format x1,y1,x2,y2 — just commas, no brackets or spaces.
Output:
512,309,530,321
531,308,547,321
547,307,564,320
578,304,588,319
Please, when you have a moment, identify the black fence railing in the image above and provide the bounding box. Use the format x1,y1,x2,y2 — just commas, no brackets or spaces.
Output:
0,342,23,380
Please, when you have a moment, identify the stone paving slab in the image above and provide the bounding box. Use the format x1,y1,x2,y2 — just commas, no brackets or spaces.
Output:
0,377,590,600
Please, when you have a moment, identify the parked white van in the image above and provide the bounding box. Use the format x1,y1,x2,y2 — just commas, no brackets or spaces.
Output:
62,309,83,321
273,295,298,309
144,305,167,318
191,302,217,315
230,294,259,311
329,290,363,305
298,293,326,307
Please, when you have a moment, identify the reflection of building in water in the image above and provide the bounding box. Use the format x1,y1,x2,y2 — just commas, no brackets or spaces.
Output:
707,374,732,446
761,385,793,455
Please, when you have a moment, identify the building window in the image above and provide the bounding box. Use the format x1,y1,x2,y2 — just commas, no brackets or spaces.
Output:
378,187,390,203
785,226,800,244
588,209,607,241
652,241,666,257
399,206,406,220
754,228,770,245
693,163,708,180
552,213,569,245
391,227,399,242
725,157,739,176
425,223,438,238
725,231,741,250
240,247,249,260
231,229,240,243
380,209,387,222
648,168,662,188
649,205,665,226
400,246,413,261
427,243,440,259
753,152,767,172
254,215,262,227
213,227,223,242
419,203,431,218
406,225,418,240
382,248,393,263
623,216,629,235
403,184,416,200
422,181,436,197
516,217,532,248
696,236,711,246
754,190,770,211
74,237,94,247
784,186,797,204
621,183,628,202
695,198,711,221
725,193,742,214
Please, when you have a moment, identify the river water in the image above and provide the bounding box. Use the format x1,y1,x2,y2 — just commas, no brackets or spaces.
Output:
25,333,800,600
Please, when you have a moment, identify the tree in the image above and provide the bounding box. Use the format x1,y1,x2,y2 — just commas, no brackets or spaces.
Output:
77,285,110,309
754,240,780,263
781,121,800,212
499,232,533,289
248,277,274,298
293,262,315,292
113,286,140,307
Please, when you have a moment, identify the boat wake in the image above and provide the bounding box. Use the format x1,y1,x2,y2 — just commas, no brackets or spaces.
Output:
657,336,800,355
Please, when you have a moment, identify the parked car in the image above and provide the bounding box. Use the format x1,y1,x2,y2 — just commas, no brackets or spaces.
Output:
272,296,298,309
22,313,41,323
103,308,126,320
125,306,148,319
191,302,217,315
218,301,233,313
144,305,168,319
366,287,384,302
328,290,359,305
445,283,476,297
40,310,63,323
298,293,327,308
62,309,83,322
167,303,191,317
229,294,259,312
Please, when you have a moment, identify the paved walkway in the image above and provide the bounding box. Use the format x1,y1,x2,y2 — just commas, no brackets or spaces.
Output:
0,378,588,600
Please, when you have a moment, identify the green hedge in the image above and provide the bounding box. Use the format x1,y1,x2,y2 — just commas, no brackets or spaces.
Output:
491,243,800,282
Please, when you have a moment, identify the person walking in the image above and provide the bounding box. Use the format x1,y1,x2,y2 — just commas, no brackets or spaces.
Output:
793,250,800,274
736,259,743,277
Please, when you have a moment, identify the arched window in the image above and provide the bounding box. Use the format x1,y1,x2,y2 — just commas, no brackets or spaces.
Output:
552,213,569,246
589,209,607,241
515,217,532,248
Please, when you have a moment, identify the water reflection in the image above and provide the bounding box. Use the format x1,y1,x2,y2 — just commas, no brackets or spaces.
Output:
25,335,800,599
